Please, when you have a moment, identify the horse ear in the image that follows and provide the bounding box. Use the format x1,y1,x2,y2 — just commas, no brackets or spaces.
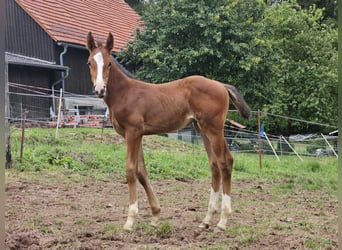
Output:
105,32,114,52
86,32,96,52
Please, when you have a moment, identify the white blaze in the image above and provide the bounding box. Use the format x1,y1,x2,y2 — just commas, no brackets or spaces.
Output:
93,52,105,92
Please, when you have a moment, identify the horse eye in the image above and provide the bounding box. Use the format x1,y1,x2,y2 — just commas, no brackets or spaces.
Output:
108,62,112,68
87,61,91,67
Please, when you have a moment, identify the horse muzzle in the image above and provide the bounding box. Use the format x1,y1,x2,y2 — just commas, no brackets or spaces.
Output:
94,85,106,98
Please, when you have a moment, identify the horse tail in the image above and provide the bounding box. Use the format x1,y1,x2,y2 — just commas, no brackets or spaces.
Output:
224,84,251,119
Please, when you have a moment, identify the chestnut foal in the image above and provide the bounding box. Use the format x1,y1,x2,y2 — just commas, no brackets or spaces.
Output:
86,32,250,232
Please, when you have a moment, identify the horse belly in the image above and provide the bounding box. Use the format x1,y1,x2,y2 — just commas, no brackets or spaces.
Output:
143,113,194,135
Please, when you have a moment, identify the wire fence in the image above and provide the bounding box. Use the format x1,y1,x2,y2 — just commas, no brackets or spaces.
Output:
6,83,338,160
167,125,338,158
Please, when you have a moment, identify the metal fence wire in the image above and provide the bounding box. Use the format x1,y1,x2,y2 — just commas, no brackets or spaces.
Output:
6,83,338,159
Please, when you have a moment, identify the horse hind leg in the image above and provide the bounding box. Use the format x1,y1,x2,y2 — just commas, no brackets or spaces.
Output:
210,132,233,230
136,144,161,227
195,125,221,229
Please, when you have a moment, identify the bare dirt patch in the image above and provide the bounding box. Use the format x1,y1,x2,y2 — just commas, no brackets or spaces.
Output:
6,171,337,249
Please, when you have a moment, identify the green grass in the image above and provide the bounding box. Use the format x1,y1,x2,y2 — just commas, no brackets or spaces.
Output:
232,153,337,194
8,127,338,194
135,221,173,238
102,223,120,238
227,223,261,246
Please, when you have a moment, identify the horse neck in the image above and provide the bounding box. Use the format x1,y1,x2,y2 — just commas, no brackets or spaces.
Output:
104,59,132,105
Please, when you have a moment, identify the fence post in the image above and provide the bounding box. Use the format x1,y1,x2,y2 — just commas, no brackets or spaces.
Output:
281,136,303,161
257,109,262,169
55,88,63,139
321,133,338,158
5,60,11,168
20,108,28,162
279,136,282,156
264,132,280,161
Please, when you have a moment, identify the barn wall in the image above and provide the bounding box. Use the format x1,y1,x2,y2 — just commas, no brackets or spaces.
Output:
8,65,56,119
61,47,93,95
5,0,56,62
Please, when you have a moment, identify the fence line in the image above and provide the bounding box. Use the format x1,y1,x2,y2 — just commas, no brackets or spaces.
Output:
8,83,337,127
6,86,338,159
259,111,336,128
9,121,337,159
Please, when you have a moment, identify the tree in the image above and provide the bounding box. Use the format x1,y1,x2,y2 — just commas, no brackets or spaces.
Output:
296,0,337,21
119,0,267,96
259,1,337,134
118,0,337,135
125,0,152,15
264,0,338,21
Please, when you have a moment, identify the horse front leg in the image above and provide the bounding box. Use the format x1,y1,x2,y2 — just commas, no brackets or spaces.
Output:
137,145,160,227
123,133,142,232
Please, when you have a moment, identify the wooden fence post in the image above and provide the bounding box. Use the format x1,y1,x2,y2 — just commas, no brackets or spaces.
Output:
19,109,27,162
55,88,63,139
5,60,11,168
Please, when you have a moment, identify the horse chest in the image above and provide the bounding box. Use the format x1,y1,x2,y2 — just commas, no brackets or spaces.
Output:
110,115,125,136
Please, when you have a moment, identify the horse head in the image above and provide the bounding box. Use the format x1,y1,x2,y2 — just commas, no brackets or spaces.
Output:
86,32,114,98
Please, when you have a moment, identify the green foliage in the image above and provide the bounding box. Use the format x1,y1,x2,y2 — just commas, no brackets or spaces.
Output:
295,0,338,21
118,0,337,135
119,0,266,84
259,1,338,134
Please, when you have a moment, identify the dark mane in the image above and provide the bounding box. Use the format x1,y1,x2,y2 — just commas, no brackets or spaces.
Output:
112,56,134,79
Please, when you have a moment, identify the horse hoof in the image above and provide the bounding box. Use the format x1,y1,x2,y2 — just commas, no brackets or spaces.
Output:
216,223,226,231
123,223,133,232
198,222,209,229
150,217,159,227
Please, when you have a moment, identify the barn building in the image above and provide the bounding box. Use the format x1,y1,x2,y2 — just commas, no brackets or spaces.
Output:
5,0,141,119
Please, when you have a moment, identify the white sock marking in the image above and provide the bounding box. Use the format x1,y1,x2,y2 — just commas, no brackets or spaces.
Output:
208,187,220,213
128,201,139,216
217,194,232,230
124,201,139,231
201,188,220,226
221,193,232,214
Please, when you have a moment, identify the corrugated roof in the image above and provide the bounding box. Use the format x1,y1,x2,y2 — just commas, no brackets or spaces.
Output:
15,0,141,52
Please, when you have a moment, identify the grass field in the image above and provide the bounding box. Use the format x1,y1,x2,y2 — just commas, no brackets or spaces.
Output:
5,127,338,249
9,127,337,192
